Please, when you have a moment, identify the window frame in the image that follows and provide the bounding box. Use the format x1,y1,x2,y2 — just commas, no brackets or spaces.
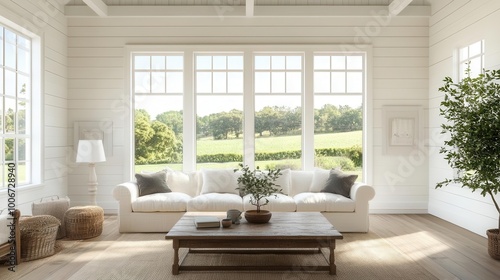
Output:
126,45,372,184
0,20,42,190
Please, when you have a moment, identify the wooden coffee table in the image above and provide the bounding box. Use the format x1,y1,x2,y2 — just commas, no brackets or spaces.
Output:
165,212,343,275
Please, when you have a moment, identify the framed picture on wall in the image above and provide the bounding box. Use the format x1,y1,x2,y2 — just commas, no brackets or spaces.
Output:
74,121,113,157
382,106,422,154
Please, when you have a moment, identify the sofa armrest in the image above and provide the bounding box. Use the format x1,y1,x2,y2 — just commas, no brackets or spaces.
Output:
350,182,375,207
113,182,139,213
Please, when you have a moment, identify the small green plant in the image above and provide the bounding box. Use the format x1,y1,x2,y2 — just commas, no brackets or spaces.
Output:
437,67,500,230
234,163,283,213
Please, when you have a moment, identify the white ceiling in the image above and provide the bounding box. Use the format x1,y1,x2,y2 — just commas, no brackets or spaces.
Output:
66,0,431,6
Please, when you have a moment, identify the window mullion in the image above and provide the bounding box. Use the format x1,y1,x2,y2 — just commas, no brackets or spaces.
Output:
243,51,255,169
303,51,315,170
183,51,195,172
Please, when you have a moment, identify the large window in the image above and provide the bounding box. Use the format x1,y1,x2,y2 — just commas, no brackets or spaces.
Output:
131,47,366,176
1,24,35,188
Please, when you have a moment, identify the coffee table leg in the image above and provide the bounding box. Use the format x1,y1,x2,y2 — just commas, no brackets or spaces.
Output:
172,239,179,275
329,240,336,275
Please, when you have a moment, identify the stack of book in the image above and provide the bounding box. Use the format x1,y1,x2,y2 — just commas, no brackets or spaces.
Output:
194,216,220,228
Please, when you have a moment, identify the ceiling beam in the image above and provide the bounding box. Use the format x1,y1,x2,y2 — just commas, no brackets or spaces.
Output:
388,0,413,16
82,0,108,17
246,0,254,17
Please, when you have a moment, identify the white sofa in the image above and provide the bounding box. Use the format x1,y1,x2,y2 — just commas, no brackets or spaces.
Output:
113,169,375,233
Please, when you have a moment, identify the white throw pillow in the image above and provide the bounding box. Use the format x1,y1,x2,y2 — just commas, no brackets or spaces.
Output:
200,168,239,195
273,168,291,195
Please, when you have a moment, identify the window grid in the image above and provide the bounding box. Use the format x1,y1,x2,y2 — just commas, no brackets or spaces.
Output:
195,54,244,95
254,54,303,95
458,40,485,80
133,54,184,96
1,24,32,188
313,54,365,95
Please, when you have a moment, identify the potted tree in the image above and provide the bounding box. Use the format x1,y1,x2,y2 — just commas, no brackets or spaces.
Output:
234,163,283,223
437,67,500,260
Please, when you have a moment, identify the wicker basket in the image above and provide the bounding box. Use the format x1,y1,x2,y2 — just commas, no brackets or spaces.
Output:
20,215,60,261
64,206,104,240
487,229,500,260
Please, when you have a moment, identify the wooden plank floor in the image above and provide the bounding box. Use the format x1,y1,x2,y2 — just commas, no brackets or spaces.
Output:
1,214,499,279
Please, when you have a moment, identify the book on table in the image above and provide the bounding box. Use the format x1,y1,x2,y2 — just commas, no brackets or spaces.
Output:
194,216,220,228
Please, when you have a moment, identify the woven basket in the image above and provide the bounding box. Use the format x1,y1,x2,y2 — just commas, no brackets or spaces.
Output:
64,206,104,240
20,215,60,261
487,229,500,260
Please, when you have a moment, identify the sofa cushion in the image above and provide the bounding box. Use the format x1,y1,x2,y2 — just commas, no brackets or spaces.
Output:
164,168,199,197
0,211,11,244
187,193,243,211
200,168,239,195
242,193,296,212
321,169,358,198
135,171,171,197
308,168,331,192
294,192,355,212
273,168,291,195
132,192,191,212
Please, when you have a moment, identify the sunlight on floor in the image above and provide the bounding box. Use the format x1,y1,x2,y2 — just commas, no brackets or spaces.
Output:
384,231,449,261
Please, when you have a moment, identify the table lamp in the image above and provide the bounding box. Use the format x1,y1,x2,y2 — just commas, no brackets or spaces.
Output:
76,140,106,205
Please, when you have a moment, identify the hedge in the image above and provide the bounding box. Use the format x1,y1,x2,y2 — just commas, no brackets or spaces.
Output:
137,146,362,167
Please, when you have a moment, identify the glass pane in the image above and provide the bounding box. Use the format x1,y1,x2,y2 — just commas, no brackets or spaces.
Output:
5,42,16,69
469,57,482,78
469,41,482,57
151,56,165,70
347,56,363,70
166,56,183,70
18,138,26,161
255,56,270,70
286,56,302,70
213,72,227,93
17,99,27,134
255,72,270,93
227,72,243,93
286,72,301,93
196,96,243,169
271,56,285,70
347,72,363,93
134,56,150,70
314,95,363,180
134,72,150,93
331,56,345,70
0,98,3,134
227,56,243,70
0,38,3,66
0,69,3,94
18,74,29,99
5,29,15,44
332,72,346,93
166,72,183,93
459,47,468,61
5,138,14,161
17,48,29,74
196,56,212,70
314,72,330,93
271,72,285,93
5,70,15,96
314,56,330,70
4,98,15,133
134,95,183,172
213,56,227,70
151,72,166,93
17,162,30,184
255,95,302,170
18,35,30,50
196,72,212,93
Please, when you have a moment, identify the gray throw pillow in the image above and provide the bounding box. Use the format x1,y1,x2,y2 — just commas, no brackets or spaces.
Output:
135,171,171,197
321,169,358,198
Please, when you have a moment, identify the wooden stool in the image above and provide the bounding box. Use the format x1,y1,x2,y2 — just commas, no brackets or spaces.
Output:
19,215,60,261
64,206,104,240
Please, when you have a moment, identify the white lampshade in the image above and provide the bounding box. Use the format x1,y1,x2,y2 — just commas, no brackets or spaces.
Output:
76,140,106,163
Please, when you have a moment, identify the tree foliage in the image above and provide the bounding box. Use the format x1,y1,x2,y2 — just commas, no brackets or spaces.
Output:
437,67,500,229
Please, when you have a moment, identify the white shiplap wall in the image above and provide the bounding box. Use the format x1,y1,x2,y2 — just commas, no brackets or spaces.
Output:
67,9,430,214
428,0,500,237
0,0,68,215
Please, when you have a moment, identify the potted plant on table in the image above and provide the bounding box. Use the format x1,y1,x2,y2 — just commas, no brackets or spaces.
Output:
234,163,283,224
437,67,500,260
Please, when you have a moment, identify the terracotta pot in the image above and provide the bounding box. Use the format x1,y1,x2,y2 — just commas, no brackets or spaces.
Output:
487,229,500,260
244,210,272,224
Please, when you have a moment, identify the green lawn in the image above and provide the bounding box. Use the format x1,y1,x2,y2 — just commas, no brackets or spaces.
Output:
196,131,362,155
